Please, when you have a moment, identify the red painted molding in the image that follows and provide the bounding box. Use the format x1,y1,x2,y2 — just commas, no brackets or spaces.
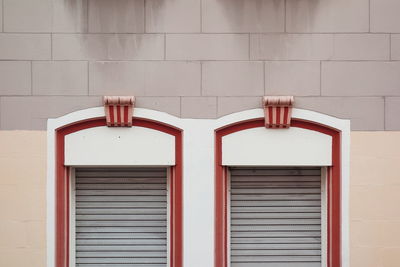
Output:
55,117,183,267
215,118,341,267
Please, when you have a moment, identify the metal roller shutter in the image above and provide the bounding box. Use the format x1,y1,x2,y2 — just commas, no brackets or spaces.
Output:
230,167,322,267
74,168,168,267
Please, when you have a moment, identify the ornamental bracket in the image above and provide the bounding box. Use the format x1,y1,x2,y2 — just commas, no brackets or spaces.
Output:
104,96,135,127
262,96,294,128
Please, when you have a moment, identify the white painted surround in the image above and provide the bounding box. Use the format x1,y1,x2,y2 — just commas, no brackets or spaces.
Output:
47,107,350,267
223,127,332,166
65,126,175,166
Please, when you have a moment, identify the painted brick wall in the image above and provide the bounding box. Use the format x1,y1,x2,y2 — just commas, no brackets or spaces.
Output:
0,0,399,130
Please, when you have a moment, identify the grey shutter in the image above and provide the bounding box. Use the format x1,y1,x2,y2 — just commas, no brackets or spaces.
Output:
230,167,322,267
75,168,168,267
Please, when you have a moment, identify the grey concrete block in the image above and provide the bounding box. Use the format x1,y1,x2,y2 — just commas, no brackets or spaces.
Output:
0,61,31,95
0,34,51,60
202,0,284,33
146,0,200,33
52,0,88,33
88,0,144,33
3,0,52,32
391,35,400,60
217,97,261,117
53,34,164,60
333,34,390,60
0,96,102,130
32,61,88,96
89,61,201,96
166,34,249,60
286,0,369,33
181,97,217,119
385,97,400,130
322,61,400,96
371,0,400,33
295,97,385,130
0,0,3,31
202,61,264,96
265,61,320,96
136,97,180,117
251,34,333,60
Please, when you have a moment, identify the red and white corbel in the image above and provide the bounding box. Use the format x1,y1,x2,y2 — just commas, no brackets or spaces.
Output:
104,96,135,127
262,96,294,128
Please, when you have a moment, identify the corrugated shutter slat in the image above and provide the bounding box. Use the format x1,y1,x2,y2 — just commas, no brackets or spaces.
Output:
230,167,322,267
75,168,167,266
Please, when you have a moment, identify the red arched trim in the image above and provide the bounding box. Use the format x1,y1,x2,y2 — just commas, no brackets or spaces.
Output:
55,117,183,267
215,118,341,267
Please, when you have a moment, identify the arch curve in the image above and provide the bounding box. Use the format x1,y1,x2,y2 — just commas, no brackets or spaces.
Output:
48,111,183,267
214,110,350,267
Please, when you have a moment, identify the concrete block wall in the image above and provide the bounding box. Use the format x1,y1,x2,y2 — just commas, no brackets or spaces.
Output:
0,0,398,130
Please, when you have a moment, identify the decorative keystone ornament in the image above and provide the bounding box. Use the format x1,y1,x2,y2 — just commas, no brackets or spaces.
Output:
262,96,294,128
104,96,135,127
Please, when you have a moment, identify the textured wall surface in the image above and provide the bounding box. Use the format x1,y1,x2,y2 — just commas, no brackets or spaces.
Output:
1,131,400,267
0,0,399,130
0,131,46,267
350,132,400,267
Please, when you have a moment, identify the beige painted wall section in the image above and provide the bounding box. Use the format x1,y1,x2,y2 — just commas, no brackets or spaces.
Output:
0,131,399,266
350,132,400,267
0,131,46,267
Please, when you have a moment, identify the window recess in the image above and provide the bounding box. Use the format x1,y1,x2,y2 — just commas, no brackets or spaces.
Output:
72,167,169,267
229,167,323,267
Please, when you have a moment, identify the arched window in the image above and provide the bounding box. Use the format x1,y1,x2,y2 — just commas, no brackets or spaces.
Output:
47,108,183,267
214,109,349,267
